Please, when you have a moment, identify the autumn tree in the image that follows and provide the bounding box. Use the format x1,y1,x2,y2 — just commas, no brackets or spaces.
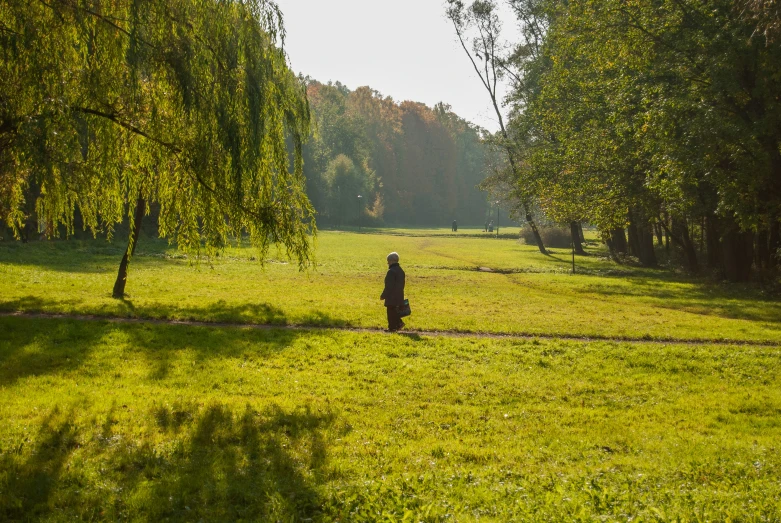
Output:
302,80,491,226
434,102,492,225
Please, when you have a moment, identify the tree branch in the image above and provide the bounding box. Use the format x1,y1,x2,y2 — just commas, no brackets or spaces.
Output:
72,106,182,153
449,17,494,98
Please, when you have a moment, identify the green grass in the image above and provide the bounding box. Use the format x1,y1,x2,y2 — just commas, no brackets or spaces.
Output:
1,230,779,343
2,230,780,520
1,316,780,521
352,225,529,239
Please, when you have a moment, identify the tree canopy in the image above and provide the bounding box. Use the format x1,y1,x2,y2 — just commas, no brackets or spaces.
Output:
0,0,314,268
492,0,781,279
302,80,493,226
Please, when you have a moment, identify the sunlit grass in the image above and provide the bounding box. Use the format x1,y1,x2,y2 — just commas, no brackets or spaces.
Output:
2,230,779,520
1,316,779,521
1,230,779,343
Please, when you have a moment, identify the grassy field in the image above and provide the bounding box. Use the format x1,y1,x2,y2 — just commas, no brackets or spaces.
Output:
1,316,780,521
0,229,779,343
2,229,780,520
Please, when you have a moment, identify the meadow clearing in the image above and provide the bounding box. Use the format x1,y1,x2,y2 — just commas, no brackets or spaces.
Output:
1,229,780,521
1,229,779,343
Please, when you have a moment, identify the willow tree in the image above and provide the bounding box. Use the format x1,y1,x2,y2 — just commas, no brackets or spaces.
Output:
0,0,314,297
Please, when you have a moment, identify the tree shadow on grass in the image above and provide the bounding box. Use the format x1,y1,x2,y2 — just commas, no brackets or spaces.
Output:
0,315,322,386
0,237,169,274
112,298,294,325
1,294,354,329
583,277,781,325
125,320,318,381
116,298,354,329
0,315,107,387
0,295,85,314
111,403,337,521
0,402,339,521
0,407,80,521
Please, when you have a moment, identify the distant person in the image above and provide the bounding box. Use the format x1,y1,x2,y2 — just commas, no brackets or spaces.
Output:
484,220,488,232
488,221,494,233
452,220,458,232
380,251,406,332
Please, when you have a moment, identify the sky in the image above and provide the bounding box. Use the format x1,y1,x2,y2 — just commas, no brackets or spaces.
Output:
275,0,518,133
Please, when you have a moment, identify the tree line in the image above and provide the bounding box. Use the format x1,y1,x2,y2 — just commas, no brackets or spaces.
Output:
302,80,492,227
450,0,781,281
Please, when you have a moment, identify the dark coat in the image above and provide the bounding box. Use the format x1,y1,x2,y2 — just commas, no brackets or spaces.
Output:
381,263,405,307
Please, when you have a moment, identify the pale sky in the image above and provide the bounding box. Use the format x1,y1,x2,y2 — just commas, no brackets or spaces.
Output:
275,0,517,133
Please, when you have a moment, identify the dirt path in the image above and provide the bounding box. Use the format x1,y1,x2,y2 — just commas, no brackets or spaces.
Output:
1,311,778,347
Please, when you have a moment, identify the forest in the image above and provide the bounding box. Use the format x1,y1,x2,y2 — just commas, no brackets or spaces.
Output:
449,0,781,281
301,80,492,227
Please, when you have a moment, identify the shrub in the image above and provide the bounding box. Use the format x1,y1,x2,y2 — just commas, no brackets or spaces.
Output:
521,226,572,248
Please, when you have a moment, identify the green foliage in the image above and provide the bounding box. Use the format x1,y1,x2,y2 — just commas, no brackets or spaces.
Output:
0,0,314,266
304,81,492,226
321,154,377,225
512,0,781,262
743,0,781,43
1,317,780,520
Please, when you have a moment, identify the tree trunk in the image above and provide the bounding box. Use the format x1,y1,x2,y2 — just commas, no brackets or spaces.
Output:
721,220,753,283
493,93,546,255
112,197,146,298
570,221,586,255
525,211,548,255
769,218,780,270
610,228,627,254
706,214,721,269
762,139,781,269
669,216,700,274
654,222,664,247
627,219,638,257
578,222,585,243
605,243,620,263
756,229,770,270
699,217,705,254
637,224,658,268
21,219,32,243
663,212,670,252
629,209,657,267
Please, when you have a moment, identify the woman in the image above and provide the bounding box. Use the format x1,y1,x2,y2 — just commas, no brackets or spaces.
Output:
380,252,406,331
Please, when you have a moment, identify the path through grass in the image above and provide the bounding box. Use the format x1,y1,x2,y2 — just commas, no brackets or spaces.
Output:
1,230,779,343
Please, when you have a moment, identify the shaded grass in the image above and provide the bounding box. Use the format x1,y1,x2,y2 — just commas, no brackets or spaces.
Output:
1,316,780,521
1,231,779,343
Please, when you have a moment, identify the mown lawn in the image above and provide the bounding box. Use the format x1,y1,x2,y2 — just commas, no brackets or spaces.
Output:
0,229,779,343
1,316,779,521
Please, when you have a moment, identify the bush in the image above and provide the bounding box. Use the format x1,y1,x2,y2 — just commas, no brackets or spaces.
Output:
521,226,572,248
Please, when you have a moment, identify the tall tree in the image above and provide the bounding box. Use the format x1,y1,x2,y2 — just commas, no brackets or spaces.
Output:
517,0,781,277
0,0,314,297
447,0,548,254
